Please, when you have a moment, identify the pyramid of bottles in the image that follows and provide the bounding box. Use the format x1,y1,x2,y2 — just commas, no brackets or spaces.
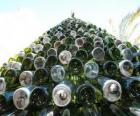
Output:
0,16,140,116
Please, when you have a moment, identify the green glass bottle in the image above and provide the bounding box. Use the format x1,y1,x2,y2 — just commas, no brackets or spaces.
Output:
108,46,121,60
0,92,14,114
57,44,67,55
37,50,47,58
30,86,49,110
123,76,140,102
4,68,20,91
68,58,83,76
75,49,88,63
61,109,71,116
131,46,139,62
133,62,140,76
63,37,74,46
24,47,32,54
109,104,135,116
43,42,52,52
103,61,118,77
124,41,132,48
76,81,102,105
26,52,37,60
77,104,101,116
100,103,134,116
104,36,115,48
50,36,57,45
34,68,48,85
4,110,29,116
21,57,34,71
34,56,46,69
81,42,93,55
0,68,7,77
47,48,57,57
45,55,58,69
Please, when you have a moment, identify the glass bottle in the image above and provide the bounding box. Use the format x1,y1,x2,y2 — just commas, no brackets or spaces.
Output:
119,60,134,77
84,61,99,79
52,81,72,107
19,71,34,86
98,77,122,102
34,56,46,69
51,65,65,83
34,68,48,85
59,50,72,65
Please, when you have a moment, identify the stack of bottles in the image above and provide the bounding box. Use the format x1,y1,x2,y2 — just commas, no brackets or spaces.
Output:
0,16,140,116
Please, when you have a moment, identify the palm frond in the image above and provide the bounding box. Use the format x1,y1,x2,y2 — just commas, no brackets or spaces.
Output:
119,7,140,43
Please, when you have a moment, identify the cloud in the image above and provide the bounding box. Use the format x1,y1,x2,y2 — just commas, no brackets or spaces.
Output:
0,8,45,65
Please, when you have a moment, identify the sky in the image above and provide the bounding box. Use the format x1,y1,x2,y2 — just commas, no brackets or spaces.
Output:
0,0,140,65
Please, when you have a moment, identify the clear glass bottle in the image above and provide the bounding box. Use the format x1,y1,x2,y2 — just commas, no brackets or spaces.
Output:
119,60,134,77
84,61,99,79
19,71,34,86
98,77,122,102
52,81,72,107
51,65,65,82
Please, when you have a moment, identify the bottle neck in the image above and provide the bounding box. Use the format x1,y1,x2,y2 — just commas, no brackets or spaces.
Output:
34,68,48,84
0,92,14,113
76,82,95,104
53,82,72,107
51,65,65,83
84,61,99,79
13,87,33,110
19,71,34,86
34,56,46,69
124,77,140,100
98,77,122,102
30,86,49,109
21,57,34,70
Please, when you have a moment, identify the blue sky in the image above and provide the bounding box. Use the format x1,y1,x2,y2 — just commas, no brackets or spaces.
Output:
0,0,140,28
0,0,140,65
